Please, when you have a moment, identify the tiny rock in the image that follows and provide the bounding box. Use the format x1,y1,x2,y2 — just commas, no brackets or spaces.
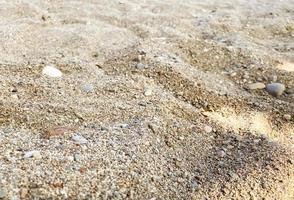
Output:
283,114,291,120
0,188,6,199
248,82,266,90
42,126,75,139
72,135,88,144
24,150,41,159
42,65,62,77
144,89,152,96
20,188,29,199
82,83,94,93
204,125,213,133
217,150,226,158
120,123,129,128
266,83,285,96
136,63,145,69
74,154,82,162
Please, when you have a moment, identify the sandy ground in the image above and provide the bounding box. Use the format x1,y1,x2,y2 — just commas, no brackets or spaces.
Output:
0,0,294,199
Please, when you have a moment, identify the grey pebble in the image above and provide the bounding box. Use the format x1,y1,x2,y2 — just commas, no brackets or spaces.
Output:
74,153,82,162
135,63,145,69
266,83,285,96
72,135,88,144
0,188,6,199
82,83,94,93
217,150,226,157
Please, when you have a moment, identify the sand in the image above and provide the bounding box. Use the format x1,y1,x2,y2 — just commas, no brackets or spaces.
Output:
0,0,294,199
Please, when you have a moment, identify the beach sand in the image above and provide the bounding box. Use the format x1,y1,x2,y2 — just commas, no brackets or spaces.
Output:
0,0,293,199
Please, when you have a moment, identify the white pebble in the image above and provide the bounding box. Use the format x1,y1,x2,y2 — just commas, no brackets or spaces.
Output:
283,114,291,120
248,82,266,90
24,151,41,159
204,125,213,133
72,135,88,144
42,65,62,77
144,89,152,96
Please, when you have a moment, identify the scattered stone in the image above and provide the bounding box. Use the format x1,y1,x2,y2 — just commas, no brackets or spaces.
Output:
120,123,129,128
268,75,278,82
283,114,291,120
144,89,152,96
20,188,29,199
248,82,266,90
72,135,88,144
42,126,76,139
217,150,226,157
135,63,145,69
190,180,199,190
204,125,213,133
0,188,6,199
230,72,237,77
228,171,239,180
74,154,82,162
266,83,285,96
42,65,62,77
67,156,74,162
82,83,94,93
11,94,19,99
24,150,41,159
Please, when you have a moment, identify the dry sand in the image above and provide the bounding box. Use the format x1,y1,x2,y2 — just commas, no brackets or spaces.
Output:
0,0,294,199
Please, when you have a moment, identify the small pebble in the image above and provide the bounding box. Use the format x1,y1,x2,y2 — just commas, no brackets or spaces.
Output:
144,89,152,96
72,135,88,144
217,150,226,158
42,65,62,77
204,125,213,133
269,75,278,82
283,114,291,120
266,83,285,96
24,151,41,159
0,188,6,199
135,63,145,69
20,188,29,199
248,82,266,90
120,124,129,128
11,94,19,99
82,83,94,93
74,154,82,162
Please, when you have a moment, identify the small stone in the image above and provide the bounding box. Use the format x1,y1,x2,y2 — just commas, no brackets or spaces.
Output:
11,94,19,99
269,75,278,82
248,82,266,90
67,156,74,162
135,63,145,69
283,114,291,120
243,74,250,79
228,171,239,179
204,125,213,133
42,126,75,139
190,180,199,190
72,135,88,144
0,188,6,199
144,89,152,96
217,150,226,157
266,83,285,96
42,65,62,77
120,124,129,128
230,72,237,77
82,83,94,93
20,188,29,199
74,154,82,162
24,151,41,159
